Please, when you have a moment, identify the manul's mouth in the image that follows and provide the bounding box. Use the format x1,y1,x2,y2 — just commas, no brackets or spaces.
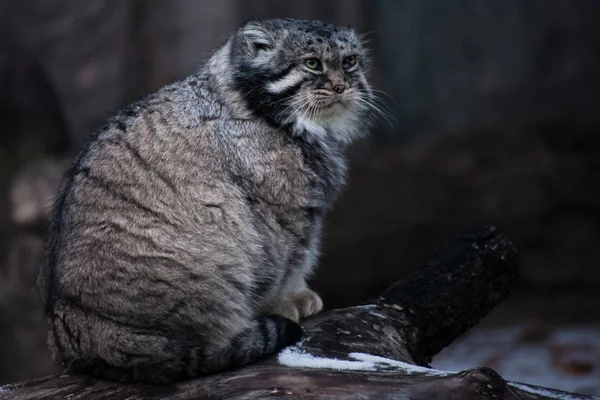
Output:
313,101,348,120
324,95,352,108
323,99,342,108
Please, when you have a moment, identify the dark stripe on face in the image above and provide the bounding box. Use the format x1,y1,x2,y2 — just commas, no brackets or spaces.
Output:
314,74,329,88
233,62,310,127
355,79,367,93
266,63,296,82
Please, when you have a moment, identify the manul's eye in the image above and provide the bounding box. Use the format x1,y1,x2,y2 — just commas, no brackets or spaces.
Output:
342,55,358,70
304,58,322,71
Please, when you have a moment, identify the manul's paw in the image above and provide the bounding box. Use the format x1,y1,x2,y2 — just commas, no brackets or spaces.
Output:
273,289,323,323
293,289,323,319
272,298,301,323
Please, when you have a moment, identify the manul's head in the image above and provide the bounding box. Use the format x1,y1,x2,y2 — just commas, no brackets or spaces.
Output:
229,18,375,143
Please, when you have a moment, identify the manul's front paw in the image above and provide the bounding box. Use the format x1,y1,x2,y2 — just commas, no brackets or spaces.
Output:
272,289,323,323
293,289,323,319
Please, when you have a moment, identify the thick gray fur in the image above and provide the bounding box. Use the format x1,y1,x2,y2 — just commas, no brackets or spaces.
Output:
39,18,375,383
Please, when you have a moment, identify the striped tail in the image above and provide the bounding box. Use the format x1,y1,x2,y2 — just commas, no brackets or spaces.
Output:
48,298,303,383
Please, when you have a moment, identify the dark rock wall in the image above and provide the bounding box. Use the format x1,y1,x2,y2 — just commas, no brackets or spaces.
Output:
376,0,600,141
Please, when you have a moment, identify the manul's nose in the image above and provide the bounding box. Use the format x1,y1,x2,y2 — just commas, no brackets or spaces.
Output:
333,84,346,94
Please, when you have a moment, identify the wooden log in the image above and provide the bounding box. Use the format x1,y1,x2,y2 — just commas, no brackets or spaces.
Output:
1,225,597,400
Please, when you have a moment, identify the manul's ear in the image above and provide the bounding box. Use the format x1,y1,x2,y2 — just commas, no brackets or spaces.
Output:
240,20,276,57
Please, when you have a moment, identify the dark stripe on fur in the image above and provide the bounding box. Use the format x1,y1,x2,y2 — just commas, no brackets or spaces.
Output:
121,138,178,193
82,171,178,229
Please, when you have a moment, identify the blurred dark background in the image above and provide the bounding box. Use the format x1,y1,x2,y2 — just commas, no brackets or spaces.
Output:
1,0,599,394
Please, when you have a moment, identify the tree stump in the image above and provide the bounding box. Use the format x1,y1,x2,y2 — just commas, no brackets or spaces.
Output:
1,225,598,399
